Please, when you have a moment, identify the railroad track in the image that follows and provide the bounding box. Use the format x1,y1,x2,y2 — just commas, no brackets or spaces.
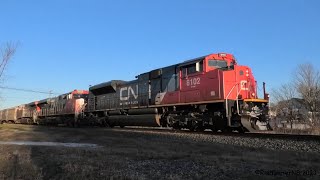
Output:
2,123,319,141
1,123,319,153
109,126,320,153
111,126,320,141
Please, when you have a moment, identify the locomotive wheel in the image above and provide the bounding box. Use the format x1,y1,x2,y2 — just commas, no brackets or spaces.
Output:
238,127,245,133
166,115,175,127
166,115,181,130
172,126,181,130
66,120,71,127
222,127,232,133
266,123,273,131
27,119,33,125
74,122,80,128
190,125,205,132
195,126,205,132
99,119,107,127
211,127,218,132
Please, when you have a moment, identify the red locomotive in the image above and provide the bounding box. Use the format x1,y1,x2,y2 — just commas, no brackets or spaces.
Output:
0,53,271,132
87,53,271,132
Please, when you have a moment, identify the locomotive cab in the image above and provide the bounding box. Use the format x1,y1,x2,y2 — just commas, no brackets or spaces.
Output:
71,90,89,104
224,62,271,132
205,53,236,72
199,53,271,132
176,53,271,132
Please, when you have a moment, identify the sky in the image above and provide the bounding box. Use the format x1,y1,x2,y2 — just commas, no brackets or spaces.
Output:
0,0,320,108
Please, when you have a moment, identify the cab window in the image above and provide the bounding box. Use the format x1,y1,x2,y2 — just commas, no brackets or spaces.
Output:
208,60,228,69
182,61,203,77
73,94,88,99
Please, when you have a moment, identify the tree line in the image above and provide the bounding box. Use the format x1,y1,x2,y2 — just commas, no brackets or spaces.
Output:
271,63,320,130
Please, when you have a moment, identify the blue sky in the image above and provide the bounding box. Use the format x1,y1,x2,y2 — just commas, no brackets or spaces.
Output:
0,0,320,108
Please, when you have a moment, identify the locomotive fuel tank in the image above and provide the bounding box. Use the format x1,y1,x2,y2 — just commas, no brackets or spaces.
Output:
108,108,160,127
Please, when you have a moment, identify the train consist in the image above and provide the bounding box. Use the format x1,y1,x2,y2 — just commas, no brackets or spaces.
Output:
0,90,89,126
0,53,271,132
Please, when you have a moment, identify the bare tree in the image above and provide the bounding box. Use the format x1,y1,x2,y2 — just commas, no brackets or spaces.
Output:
294,63,320,126
271,63,320,133
0,42,18,108
272,83,299,129
0,42,18,79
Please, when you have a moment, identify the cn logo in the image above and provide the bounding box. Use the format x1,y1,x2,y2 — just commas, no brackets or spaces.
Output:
240,80,248,90
120,85,138,101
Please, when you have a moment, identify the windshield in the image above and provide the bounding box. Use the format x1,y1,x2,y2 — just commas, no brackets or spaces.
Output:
73,94,88,99
208,59,228,69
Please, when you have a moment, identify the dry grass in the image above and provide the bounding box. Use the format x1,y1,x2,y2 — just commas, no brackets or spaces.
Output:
0,124,319,179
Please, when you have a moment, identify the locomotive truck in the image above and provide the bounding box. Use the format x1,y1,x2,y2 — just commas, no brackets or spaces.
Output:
0,53,271,132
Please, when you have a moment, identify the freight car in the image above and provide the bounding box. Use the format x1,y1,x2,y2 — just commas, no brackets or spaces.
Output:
86,53,271,132
0,107,18,124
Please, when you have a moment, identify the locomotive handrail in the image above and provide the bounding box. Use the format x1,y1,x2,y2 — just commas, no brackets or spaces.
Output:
236,87,243,114
225,82,240,126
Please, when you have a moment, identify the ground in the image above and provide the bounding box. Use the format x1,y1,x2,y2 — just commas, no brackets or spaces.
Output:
0,124,319,180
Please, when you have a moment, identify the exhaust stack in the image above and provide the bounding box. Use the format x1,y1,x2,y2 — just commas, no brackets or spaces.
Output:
263,82,269,100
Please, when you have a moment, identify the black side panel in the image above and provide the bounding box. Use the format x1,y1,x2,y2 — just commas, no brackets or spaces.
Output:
88,80,127,111
161,65,177,92
138,73,150,106
87,92,95,112
96,93,118,110
90,80,127,96
150,77,161,105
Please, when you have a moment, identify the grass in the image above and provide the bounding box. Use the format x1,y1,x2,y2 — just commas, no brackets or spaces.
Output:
0,124,319,180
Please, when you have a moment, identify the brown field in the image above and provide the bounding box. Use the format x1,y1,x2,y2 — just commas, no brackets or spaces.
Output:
0,124,319,180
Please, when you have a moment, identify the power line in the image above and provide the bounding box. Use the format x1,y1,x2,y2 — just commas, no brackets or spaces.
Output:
0,86,61,95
